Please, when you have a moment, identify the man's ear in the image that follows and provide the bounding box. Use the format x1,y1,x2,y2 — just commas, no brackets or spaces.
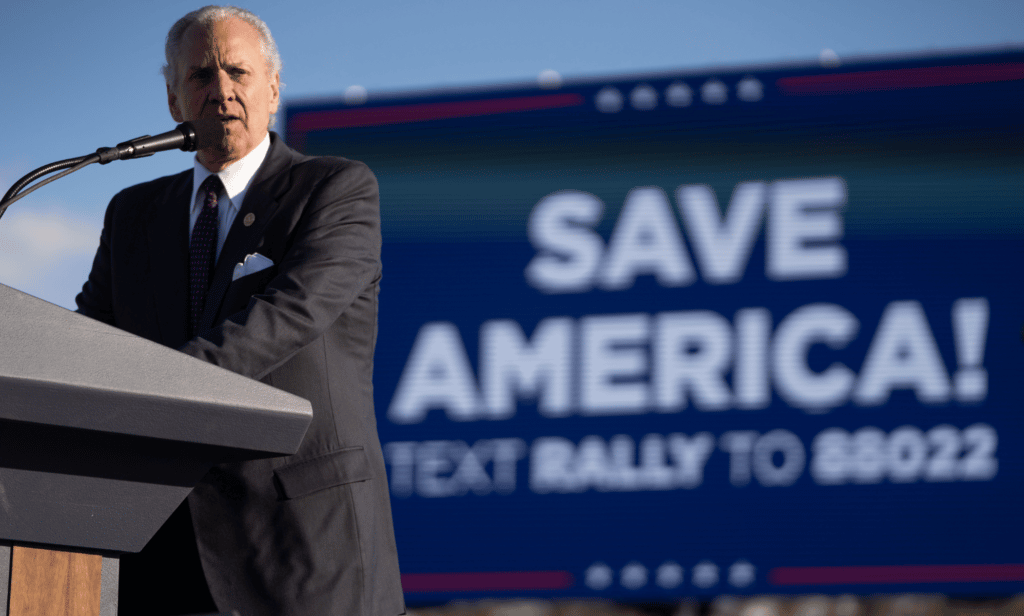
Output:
167,82,184,123
269,71,281,114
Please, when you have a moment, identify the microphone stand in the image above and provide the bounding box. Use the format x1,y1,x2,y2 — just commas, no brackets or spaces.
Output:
0,122,202,220
0,155,98,218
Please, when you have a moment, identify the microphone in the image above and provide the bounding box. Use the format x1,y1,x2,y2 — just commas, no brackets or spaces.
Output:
0,118,228,214
96,118,224,164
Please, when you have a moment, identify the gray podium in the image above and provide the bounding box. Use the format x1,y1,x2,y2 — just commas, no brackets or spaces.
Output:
0,285,313,616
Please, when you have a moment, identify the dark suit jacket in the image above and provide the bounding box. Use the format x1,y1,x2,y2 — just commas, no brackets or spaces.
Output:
76,133,404,616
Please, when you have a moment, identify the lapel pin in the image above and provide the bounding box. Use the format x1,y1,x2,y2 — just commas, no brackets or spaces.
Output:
243,213,256,227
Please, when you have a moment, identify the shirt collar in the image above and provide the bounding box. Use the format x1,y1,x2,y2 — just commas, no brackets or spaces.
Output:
190,133,271,215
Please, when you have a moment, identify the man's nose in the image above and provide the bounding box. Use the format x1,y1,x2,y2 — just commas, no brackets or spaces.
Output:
209,70,234,102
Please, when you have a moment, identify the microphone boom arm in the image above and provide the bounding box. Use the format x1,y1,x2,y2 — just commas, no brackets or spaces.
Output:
0,122,203,220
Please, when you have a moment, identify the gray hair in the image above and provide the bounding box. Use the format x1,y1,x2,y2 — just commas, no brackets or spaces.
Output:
163,6,282,88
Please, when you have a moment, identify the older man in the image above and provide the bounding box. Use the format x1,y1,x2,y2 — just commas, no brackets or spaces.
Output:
76,6,404,616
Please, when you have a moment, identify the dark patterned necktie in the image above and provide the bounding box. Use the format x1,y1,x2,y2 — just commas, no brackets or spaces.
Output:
188,175,222,337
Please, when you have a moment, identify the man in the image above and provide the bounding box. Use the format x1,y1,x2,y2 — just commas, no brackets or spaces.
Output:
76,6,404,616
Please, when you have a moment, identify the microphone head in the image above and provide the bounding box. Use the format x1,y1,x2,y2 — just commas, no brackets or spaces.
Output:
178,118,227,152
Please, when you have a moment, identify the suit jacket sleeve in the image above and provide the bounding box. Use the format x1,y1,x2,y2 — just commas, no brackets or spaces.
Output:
75,193,119,325
178,159,381,380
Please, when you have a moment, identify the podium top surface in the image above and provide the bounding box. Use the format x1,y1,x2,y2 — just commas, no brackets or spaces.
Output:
0,285,312,455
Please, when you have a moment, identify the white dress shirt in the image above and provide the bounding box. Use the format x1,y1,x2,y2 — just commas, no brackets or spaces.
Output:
189,133,271,259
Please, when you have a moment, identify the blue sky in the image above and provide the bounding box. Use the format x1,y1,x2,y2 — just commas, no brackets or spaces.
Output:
1,0,1021,308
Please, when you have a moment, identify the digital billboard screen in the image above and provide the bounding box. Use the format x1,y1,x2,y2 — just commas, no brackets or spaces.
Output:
284,49,1024,601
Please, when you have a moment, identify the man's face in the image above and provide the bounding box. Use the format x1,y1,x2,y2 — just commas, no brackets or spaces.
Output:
167,16,280,171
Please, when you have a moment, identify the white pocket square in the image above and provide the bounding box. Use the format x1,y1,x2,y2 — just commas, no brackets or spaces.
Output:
232,252,275,281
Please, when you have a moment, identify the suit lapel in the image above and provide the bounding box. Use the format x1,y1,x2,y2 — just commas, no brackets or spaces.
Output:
199,134,297,330
147,170,192,346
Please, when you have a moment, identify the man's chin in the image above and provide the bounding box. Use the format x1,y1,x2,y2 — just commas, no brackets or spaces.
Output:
198,138,246,171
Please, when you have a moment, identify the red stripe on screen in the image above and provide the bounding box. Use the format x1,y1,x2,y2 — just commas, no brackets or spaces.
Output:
401,570,575,593
289,92,585,132
777,62,1024,95
770,564,1024,586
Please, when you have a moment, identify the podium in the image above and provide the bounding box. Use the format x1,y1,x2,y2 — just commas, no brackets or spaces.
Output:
0,285,314,615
